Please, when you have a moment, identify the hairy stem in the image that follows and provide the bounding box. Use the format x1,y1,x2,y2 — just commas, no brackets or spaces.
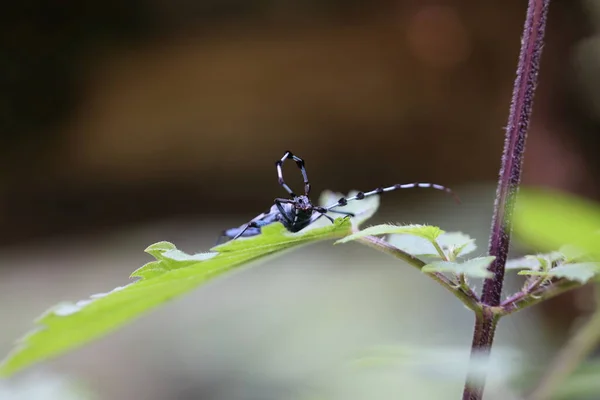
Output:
463,1,550,399
483,0,550,309
463,308,500,400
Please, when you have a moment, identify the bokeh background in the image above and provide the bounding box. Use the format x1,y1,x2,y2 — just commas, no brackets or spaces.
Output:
1,1,599,399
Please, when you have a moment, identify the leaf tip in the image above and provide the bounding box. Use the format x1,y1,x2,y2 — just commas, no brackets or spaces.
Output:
144,241,177,258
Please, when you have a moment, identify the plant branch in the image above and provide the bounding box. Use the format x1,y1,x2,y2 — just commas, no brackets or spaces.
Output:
459,275,479,301
500,278,581,316
432,240,449,261
357,235,480,310
463,0,550,399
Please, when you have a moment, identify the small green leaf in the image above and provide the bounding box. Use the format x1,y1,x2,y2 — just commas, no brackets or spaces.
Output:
387,235,438,257
387,231,476,259
132,246,217,279
437,232,477,258
505,255,544,271
319,190,380,227
336,224,444,244
422,256,495,278
0,191,378,378
144,241,177,257
506,252,567,273
518,262,600,284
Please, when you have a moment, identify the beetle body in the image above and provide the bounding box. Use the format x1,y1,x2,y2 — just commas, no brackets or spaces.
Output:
218,195,317,244
216,150,457,245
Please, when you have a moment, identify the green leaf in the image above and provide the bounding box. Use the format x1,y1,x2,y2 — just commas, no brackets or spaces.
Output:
0,191,378,378
518,262,600,284
387,235,438,257
505,255,544,271
514,188,600,258
505,252,565,272
144,241,176,257
437,232,477,258
422,256,495,278
335,224,444,245
387,231,476,259
319,190,380,226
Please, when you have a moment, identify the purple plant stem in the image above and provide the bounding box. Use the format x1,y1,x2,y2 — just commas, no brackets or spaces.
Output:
462,1,550,399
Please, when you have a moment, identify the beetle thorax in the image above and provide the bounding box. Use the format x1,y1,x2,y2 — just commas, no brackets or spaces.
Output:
293,195,313,211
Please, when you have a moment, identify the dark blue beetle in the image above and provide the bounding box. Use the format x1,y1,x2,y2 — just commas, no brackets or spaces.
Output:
218,151,457,244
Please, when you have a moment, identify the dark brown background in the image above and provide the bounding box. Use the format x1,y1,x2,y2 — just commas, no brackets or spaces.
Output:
0,0,594,244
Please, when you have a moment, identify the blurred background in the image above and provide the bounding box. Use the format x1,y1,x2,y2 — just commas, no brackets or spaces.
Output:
0,0,599,399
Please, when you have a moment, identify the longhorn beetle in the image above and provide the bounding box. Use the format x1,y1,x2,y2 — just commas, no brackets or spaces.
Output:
217,151,459,244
